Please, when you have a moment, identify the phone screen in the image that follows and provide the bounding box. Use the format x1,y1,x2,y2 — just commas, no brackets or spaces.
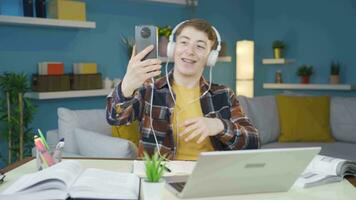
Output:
135,25,158,60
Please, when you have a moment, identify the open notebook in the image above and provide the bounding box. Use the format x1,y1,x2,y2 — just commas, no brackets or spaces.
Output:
1,160,140,200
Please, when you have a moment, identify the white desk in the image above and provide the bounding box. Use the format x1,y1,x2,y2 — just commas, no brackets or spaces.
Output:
1,158,355,200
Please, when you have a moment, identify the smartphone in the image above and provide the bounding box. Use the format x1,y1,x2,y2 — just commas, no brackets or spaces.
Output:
135,25,158,60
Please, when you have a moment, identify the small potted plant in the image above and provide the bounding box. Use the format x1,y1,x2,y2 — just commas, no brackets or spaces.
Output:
158,25,172,57
142,151,167,200
272,40,286,59
296,65,314,84
330,61,340,84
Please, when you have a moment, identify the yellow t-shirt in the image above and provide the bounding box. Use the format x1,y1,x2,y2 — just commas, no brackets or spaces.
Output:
172,81,214,160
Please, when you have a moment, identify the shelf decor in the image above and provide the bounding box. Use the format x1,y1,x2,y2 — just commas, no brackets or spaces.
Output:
272,40,286,59
296,65,314,84
330,61,341,85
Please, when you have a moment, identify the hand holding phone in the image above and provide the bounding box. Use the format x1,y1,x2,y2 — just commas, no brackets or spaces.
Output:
121,25,162,98
135,25,158,60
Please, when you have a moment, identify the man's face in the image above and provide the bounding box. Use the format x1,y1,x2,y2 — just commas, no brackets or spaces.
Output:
173,26,213,76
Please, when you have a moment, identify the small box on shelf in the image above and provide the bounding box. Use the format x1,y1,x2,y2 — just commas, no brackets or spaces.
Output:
47,0,86,21
70,73,102,90
32,74,70,92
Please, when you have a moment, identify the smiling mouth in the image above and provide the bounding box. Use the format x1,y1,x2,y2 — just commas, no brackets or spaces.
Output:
181,58,197,64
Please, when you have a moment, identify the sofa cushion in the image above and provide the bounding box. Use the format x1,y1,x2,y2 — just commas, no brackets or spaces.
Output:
330,97,356,143
74,128,137,158
262,142,356,162
276,95,334,142
58,107,111,153
237,95,280,144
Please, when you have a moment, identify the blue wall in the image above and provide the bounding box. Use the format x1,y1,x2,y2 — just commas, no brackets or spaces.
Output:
254,0,356,96
0,0,253,168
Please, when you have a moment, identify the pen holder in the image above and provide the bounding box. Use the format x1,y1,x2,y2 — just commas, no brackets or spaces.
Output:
36,147,62,171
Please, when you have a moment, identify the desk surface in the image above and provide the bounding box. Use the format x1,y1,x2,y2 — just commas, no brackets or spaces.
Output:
1,157,355,200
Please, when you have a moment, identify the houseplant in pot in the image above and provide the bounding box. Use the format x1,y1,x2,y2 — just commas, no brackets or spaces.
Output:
158,25,172,57
142,151,167,200
296,65,314,84
0,72,36,165
330,61,340,84
272,40,285,59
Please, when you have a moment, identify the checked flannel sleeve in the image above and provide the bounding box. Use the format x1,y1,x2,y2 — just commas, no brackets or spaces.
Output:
106,81,145,126
215,88,261,150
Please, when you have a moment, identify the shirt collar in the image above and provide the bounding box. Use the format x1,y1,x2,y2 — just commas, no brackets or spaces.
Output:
155,69,211,93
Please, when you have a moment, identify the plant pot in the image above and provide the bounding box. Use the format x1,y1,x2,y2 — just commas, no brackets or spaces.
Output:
159,36,169,57
273,48,283,59
142,179,165,200
300,76,310,84
330,75,340,84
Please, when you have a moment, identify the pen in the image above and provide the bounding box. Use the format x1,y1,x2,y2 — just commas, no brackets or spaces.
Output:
161,164,172,173
52,138,65,163
38,129,50,150
0,173,5,184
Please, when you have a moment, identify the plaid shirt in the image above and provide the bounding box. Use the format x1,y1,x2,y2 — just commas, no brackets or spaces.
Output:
106,71,260,158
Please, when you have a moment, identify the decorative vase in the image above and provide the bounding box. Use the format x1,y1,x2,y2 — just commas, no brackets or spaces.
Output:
159,36,169,57
300,76,310,84
330,75,340,84
142,179,165,200
273,48,283,59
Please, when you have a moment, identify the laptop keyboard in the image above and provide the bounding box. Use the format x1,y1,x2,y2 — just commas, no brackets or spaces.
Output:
169,182,186,192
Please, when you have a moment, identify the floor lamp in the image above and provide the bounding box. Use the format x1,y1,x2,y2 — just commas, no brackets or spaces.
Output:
236,40,254,97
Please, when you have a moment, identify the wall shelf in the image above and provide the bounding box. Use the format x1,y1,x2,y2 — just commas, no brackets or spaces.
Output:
25,89,113,100
263,83,356,91
262,58,295,65
146,0,197,5
0,15,96,29
159,56,232,63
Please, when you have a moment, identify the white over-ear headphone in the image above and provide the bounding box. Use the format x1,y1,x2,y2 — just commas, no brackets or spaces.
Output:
166,20,222,67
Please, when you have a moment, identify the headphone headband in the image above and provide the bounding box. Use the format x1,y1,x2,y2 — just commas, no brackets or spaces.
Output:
168,20,221,53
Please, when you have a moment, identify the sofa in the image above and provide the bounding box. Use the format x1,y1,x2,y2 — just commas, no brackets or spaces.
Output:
237,95,356,162
43,95,356,161
43,107,137,158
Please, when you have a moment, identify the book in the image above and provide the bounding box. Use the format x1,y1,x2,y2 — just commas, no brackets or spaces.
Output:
38,62,65,75
0,160,140,200
35,0,46,18
294,155,356,188
133,160,196,178
73,63,98,74
22,0,34,17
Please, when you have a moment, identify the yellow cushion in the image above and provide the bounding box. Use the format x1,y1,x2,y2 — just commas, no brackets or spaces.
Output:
276,95,334,142
112,121,140,147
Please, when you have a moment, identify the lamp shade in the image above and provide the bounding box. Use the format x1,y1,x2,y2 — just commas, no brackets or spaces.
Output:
236,40,254,80
236,40,254,97
236,80,254,98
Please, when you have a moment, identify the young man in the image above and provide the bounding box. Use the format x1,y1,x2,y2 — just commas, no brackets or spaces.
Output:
106,19,260,160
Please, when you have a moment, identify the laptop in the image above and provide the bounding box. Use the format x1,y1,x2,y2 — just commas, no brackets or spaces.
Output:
166,147,321,199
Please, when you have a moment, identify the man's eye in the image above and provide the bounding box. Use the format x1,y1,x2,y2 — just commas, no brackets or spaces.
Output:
197,45,206,50
180,41,187,45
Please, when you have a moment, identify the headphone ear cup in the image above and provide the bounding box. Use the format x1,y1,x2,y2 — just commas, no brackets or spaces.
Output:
207,50,219,67
166,41,175,59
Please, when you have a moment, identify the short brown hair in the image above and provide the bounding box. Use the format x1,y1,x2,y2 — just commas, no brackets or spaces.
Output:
175,18,218,50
